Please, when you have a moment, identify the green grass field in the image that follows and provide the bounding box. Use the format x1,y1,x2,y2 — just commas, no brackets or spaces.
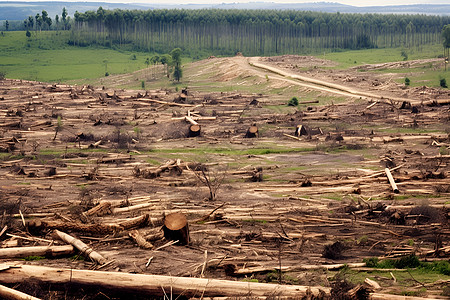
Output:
0,31,154,82
0,30,447,88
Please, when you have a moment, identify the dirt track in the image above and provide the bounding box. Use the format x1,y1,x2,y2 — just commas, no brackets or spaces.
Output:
0,54,449,299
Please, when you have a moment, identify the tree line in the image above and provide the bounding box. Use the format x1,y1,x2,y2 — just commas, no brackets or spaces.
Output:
69,8,450,55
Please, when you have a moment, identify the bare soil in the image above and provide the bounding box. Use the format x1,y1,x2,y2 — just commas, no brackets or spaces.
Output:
0,55,449,299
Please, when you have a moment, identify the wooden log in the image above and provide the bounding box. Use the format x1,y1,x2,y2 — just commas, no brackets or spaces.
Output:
245,125,258,138
185,116,199,125
53,230,107,265
0,264,330,298
0,283,41,300
0,245,74,259
163,212,190,245
385,168,399,193
83,201,111,217
188,124,201,137
27,219,122,234
129,230,154,249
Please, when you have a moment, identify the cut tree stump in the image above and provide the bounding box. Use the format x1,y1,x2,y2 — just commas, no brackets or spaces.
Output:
188,124,201,137
163,212,190,245
245,125,258,138
295,125,308,136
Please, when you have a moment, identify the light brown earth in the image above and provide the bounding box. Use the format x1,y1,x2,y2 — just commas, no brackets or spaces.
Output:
0,55,449,299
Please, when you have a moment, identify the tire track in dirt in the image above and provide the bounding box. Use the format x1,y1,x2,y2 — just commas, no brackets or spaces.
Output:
245,57,426,105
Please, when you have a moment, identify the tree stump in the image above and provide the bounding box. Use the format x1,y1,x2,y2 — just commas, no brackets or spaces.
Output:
245,126,258,138
295,125,308,136
188,124,201,137
163,213,190,245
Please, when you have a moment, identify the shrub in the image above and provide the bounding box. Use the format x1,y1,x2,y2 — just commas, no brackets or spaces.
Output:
440,77,448,88
288,97,299,106
141,80,145,89
0,71,5,80
105,72,109,77
401,50,408,61
405,77,410,86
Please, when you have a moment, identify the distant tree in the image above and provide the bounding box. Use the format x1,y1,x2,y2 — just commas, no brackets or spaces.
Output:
170,48,182,65
55,15,59,30
5,20,9,31
288,97,299,106
401,50,408,61
170,48,182,81
173,65,182,82
160,54,171,77
443,25,450,71
35,13,42,32
62,7,68,30
28,16,34,30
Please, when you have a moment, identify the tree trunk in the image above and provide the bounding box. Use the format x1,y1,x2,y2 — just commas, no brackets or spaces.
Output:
0,264,330,298
53,230,107,265
0,284,41,300
163,212,190,245
385,168,399,194
0,245,74,259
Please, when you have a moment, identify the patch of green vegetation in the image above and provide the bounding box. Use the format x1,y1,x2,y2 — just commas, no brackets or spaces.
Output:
22,256,45,261
241,278,259,283
0,31,156,83
323,44,442,69
243,219,268,224
401,288,427,297
364,255,450,276
17,182,31,185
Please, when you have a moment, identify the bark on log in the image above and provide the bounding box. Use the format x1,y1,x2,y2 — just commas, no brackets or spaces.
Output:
129,230,154,249
0,264,330,298
0,283,41,300
83,201,111,217
163,212,190,245
27,214,154,234
0,245,74,259
53,230,107,265
385,168,400,193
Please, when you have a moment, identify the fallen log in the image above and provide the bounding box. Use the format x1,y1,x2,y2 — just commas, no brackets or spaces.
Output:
28,214,154,234
0,245,74,259
385,168,399,193
129,230,154,249
0,264,330,298
53,230,107,265
0,283,41,300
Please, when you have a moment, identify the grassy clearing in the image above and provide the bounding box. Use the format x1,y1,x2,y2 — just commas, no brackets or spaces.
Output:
0,31,154,83
323,44,443,69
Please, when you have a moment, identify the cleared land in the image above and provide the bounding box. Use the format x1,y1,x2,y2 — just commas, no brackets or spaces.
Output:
0,54,449,299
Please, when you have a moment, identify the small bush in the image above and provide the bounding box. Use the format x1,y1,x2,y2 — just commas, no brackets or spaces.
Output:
0,70,5,80
405,77,410,86
288,97,299,106
401,50,408,61
141,80,145,89
105,72,109,77
440,77,448,88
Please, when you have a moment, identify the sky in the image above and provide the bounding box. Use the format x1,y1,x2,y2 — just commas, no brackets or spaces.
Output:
4,0,450,6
